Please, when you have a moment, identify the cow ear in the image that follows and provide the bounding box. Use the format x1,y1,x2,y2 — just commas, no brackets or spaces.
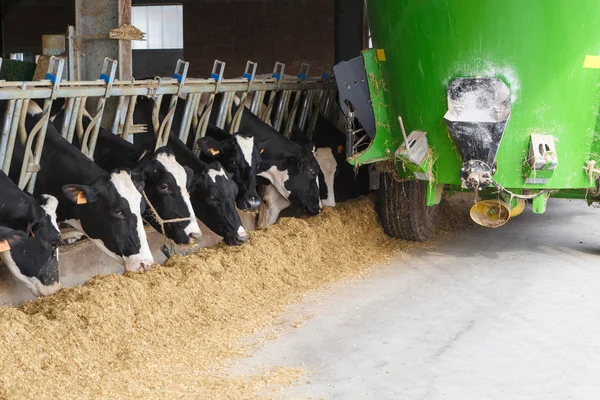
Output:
0,227,27,251
129,171,146,193
254,137,269,156
62,184,98,204
184,166,195,190
197,136,224,159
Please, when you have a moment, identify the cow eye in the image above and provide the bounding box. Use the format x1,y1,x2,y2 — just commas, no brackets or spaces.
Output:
158,183,170,193
113,210,126,219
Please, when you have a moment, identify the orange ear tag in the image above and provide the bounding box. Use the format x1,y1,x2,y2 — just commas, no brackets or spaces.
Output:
76,191,87,205
337,145,344,154
209,148,220,156
0,240,10,252
260,149,264,154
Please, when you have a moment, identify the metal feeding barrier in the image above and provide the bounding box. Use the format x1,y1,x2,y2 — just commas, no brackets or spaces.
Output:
0,56,339,195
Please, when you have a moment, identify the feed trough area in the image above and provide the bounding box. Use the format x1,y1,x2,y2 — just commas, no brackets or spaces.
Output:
0,197,470,399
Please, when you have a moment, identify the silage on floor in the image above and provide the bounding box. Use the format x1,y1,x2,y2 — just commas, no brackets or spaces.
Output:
0,196,471,399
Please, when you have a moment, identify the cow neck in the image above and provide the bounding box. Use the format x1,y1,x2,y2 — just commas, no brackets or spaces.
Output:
43,127,107,184
167,134,207,174
0,171,38,225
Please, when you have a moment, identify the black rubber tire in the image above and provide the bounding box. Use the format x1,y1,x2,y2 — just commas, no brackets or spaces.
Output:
379,173,443,242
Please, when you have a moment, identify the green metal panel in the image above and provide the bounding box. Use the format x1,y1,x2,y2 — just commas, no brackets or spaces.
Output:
363,0,600,192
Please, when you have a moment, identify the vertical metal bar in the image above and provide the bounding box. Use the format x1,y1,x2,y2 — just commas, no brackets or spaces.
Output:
191,92,202,132
284,90,304,137
308,89,327,138
250,90,265,116
192,93,217,153
26,99,55,193
86,98,107,157
111,96,125,134
215,92,233,130
67,25,76,81
17,99,30,146
179,92,197,143
0,100,16,169
151,94,163,138
273,90,291,132
2,100,23,174
298,90,315,132
122,95,137,141
75,96,87,143
190,92,202,133
60,97,75,138
66,97,82,144
161,94,179,146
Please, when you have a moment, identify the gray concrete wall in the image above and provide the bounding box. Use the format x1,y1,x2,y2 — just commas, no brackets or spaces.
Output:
0,210,257,306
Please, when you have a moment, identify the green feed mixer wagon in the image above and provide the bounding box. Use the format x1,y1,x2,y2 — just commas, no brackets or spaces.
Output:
333,0,600,241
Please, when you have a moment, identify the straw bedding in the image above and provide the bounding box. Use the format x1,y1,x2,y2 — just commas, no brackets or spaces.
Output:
0,195,471,400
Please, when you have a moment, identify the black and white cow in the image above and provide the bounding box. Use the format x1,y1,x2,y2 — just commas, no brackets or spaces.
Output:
197,124,263,211
7,102,154,272
131,97,249,245
256,115,370,226
0,170,61,296
51,107,202,245
158,95,264,212
227,105,322,216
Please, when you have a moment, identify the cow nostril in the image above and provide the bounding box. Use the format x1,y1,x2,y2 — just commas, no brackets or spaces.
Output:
189,232,201,241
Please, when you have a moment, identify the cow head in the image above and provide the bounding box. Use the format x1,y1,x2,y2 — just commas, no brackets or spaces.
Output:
62,170,154,272
188,161,248,245
0,195,62,297
197,132,262,211
134,147,202,244
276,126,323,215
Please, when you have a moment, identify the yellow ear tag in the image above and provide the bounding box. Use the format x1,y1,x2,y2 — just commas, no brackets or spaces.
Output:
337,145,344,154
209,148,220,156
0,240,10,252
76,191,87,205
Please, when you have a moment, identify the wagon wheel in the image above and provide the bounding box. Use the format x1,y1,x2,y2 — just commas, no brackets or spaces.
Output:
379,172,443,241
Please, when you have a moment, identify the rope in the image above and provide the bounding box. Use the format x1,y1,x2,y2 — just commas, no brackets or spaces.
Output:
141,190,191,238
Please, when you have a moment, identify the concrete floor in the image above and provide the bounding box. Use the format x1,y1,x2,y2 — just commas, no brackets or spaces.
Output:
235,199,600,399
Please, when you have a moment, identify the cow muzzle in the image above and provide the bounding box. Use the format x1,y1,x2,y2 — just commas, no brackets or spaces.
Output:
224,226,249,246
238,197,261,212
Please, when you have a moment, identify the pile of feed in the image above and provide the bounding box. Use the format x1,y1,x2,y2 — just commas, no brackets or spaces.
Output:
0,196,471,399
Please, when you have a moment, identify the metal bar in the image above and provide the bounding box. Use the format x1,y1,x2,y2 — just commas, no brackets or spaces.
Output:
298,90,315,132
75,97,87,143
215,92,234,130
190,92,202,133
111,96,125,134
0,80,335,101
66,97,82,144
17,99,30,146
122,95,137,141
1,100,23,173
25,98,54,192
179,92,197,143
273,90,292,132
284,90,304,137
250,90,265,116
86,98,107,157
151,94,163,138
0,100,16,169
160,94,179,147
193,93,218,153
308,89,327,138
60,97,75,138
67,25,76,81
